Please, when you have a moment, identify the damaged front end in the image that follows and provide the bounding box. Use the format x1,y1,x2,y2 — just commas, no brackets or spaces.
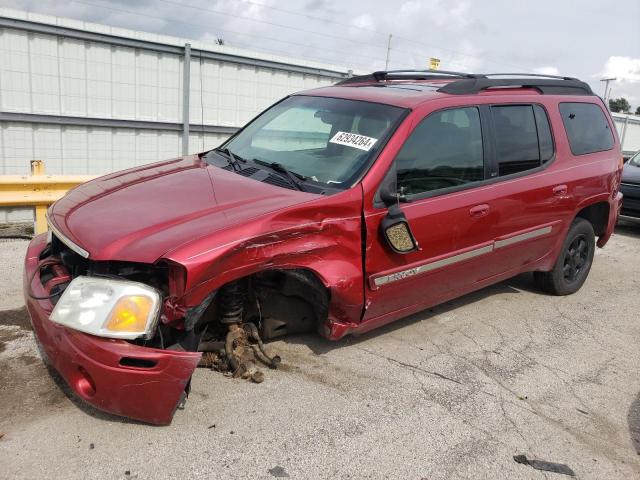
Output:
24,233,201,425
25,229,330,424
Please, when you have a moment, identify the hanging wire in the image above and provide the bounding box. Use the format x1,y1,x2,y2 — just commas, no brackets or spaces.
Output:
68,0,528,72
67,0,382,69
148,0,531,71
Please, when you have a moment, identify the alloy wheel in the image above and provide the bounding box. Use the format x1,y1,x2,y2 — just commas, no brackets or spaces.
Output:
562,234,589,283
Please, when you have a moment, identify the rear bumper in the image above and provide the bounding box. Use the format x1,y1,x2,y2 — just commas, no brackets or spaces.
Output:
23,234,201,425
597,192,623,248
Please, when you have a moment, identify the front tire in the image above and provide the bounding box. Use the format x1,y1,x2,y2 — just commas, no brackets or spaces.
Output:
534,218,595,296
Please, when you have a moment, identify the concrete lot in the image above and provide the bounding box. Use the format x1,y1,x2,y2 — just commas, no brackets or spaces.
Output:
1,227,639,480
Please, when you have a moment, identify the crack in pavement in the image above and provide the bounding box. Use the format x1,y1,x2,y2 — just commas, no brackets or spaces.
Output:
354,346,463,385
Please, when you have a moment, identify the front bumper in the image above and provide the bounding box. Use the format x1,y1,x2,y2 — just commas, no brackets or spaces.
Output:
23,234,201,425
620,183,640,219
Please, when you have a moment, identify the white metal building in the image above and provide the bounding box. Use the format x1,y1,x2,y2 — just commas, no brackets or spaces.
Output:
612,113,640,158
0,8,351,222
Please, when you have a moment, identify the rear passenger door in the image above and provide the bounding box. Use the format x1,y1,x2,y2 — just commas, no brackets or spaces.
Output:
481,103,570,277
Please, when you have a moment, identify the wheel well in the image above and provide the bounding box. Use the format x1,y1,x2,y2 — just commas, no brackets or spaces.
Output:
204,269,330,340
575,202,609,237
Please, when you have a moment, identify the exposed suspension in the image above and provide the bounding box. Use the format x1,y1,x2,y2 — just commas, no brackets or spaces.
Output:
199,280,280,382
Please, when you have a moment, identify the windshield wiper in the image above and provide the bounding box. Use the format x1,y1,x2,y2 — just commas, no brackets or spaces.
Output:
252,159,308,192
214,147,245,172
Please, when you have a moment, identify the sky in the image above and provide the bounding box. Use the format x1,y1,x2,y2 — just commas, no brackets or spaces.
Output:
2,0,640,109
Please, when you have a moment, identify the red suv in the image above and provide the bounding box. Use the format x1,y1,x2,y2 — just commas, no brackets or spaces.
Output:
24,70,623,424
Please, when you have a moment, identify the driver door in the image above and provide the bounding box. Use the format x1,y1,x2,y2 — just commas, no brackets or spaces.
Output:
363,105,502,322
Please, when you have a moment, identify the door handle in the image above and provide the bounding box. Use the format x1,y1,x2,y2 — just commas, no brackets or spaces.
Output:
553,184,568,196
469,204,490,218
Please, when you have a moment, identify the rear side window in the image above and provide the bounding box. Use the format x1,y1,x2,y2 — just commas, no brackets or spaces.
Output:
492,105,554,176
395,106,484,196
534,105,554,162
559,102,614,155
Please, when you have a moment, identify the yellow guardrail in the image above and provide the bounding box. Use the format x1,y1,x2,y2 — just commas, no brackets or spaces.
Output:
0,160,96,234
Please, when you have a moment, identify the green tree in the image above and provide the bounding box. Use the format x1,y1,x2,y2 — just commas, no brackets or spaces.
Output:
636,106,640,115
609,97,631,113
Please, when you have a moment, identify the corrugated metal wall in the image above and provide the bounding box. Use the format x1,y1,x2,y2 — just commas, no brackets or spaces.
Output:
0,8,350,222
0,123,230,175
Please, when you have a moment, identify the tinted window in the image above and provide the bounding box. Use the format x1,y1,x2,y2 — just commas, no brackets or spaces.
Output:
559,103,614,155
395,107,484,195
493,105,542,176
534,105,554,162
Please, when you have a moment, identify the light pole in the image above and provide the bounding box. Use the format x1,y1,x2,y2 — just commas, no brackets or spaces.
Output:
600,77,616,102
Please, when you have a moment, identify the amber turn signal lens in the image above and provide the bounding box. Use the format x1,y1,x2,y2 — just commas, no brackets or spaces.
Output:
105,295,153,333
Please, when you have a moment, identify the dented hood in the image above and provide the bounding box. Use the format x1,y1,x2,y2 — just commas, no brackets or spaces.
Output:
48,156,317,263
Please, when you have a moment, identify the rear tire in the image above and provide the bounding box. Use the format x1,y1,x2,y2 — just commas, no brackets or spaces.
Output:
534,218,595,296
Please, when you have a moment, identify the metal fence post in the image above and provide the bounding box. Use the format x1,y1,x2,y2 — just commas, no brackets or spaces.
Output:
30,160,47,234
620,115,630,152
182,43,191,156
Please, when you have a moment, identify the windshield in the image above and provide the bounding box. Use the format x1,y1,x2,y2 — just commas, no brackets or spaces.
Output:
630,151,640,167
220,95,407,187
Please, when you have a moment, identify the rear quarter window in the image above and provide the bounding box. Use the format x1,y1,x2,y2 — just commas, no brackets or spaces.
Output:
559,102,614,155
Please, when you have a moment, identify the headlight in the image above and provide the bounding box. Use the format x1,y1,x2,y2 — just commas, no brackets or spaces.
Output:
50,276,161,340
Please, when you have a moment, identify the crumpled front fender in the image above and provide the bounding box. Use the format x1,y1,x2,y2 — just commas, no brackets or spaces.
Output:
166,187,366,334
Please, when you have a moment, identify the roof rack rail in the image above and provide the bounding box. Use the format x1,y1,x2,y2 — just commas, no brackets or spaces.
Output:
437,75,594,96
334,69,594,96
335,69,480,85
481,73,580,81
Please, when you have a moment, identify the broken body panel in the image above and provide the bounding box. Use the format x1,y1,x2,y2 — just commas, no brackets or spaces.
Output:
24,234,201,425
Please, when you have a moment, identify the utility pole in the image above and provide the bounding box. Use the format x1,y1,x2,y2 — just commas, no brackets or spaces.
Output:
385,34,392,70
600,77,616,102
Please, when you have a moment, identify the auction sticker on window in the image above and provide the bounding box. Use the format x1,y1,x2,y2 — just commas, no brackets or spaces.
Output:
329,131,378,151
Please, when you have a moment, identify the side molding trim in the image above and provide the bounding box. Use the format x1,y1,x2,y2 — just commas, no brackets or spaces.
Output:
371,225,555,289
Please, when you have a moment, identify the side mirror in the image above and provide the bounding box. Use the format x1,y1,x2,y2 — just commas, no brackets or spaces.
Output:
379,184,407,206
380,202,419,254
